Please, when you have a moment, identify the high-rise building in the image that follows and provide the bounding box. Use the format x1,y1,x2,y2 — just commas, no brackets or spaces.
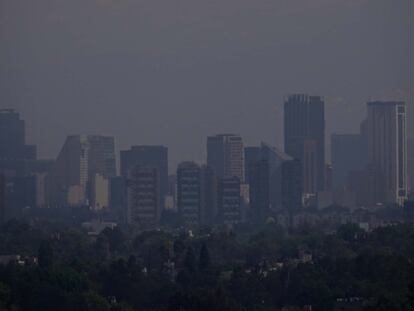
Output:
331,133,368,190
47,135,116,207
281,159,303,210
121,146,168,208
0,109,36,161
218,177,241,225
177,162,201,226
248,159,269,222
207,134,244,181
0,174,5,223
244,147,262,184
245,143,295,212
367,101,407,205
408,138,414,196
127,167,160,230
176,162,217,226
284,94,325,194
109,176,127,222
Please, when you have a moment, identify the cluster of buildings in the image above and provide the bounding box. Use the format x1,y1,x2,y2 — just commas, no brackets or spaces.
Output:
0,96,412,229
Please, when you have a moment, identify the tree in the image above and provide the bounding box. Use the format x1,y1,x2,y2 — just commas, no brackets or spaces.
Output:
38,240,53,269
199,243,211,271
184,246,197,273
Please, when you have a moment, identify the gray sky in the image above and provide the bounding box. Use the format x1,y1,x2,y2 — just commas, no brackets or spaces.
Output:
1,0,413,171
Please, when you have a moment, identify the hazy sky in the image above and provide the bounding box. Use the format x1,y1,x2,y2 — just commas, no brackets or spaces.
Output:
1,0,413,171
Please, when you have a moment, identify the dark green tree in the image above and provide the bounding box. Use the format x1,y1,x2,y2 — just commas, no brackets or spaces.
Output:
199,243,211,271
38,240,53,269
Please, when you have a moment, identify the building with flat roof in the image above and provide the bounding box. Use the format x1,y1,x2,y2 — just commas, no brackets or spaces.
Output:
367,101,407,205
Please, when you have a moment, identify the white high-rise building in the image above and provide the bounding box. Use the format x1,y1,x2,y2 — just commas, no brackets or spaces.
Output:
367,101,407,206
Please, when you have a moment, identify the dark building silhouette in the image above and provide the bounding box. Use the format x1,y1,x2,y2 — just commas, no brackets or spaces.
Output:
0,109,36,162
0,110,42,219
248,159,269,222
281,159,303,210
127,167,160,230
284,94,325,194
245,143,295,213
207,134,244,181
244,146,262,184
331,132,368,191
177,162,217,226
0,174,5,223
110,176,127,222
218,176,241,224
121,145,168,208
409,138,414,197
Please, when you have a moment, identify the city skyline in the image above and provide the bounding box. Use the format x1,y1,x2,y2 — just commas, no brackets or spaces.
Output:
1,0,413,170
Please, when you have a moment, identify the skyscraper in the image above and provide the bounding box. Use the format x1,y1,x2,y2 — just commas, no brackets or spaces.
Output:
176,162,217,226
0,174,5,224
207,134,244,181
218,176,241,225
177,162,201,226
331,133,368,190
0,109,36,161
281,159,303,210
284,94,325,194
245,142,295,212
248,159,269,222
408,138,414,197
47,135,116,207
367,101,407,205
121,145,168,208
127,167,160,230
244,146,262,184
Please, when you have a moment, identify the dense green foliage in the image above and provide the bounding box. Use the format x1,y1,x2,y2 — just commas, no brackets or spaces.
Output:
0,220,414,310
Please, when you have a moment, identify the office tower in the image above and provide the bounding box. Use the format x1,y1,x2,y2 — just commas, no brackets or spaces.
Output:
47,135,116,207
218,177,241,225
177,162,201,226
245,143,294,212
0,109,37,161
244,147,262,184
207,134,244,181
127,167,160,230
248,159,269,222
177,162,217,226
408,138,414,196
121,146,168,208
281,159,303,210
200,165,217,225
109,176,127,222
331,133,368,190
0,174,5,223
284,94,325,194
367,101,407,205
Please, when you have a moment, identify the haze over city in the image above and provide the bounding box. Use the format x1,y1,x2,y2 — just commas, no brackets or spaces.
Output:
2,1,414,310
1,0,413,169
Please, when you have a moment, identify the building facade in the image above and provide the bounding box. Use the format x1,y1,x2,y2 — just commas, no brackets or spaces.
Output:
207,134,244,181
367,101,407,205
284,94,325,194
47,135,116,207
127,167,160,230
177,162,217,226
218,176,241,225
121,145,168,209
